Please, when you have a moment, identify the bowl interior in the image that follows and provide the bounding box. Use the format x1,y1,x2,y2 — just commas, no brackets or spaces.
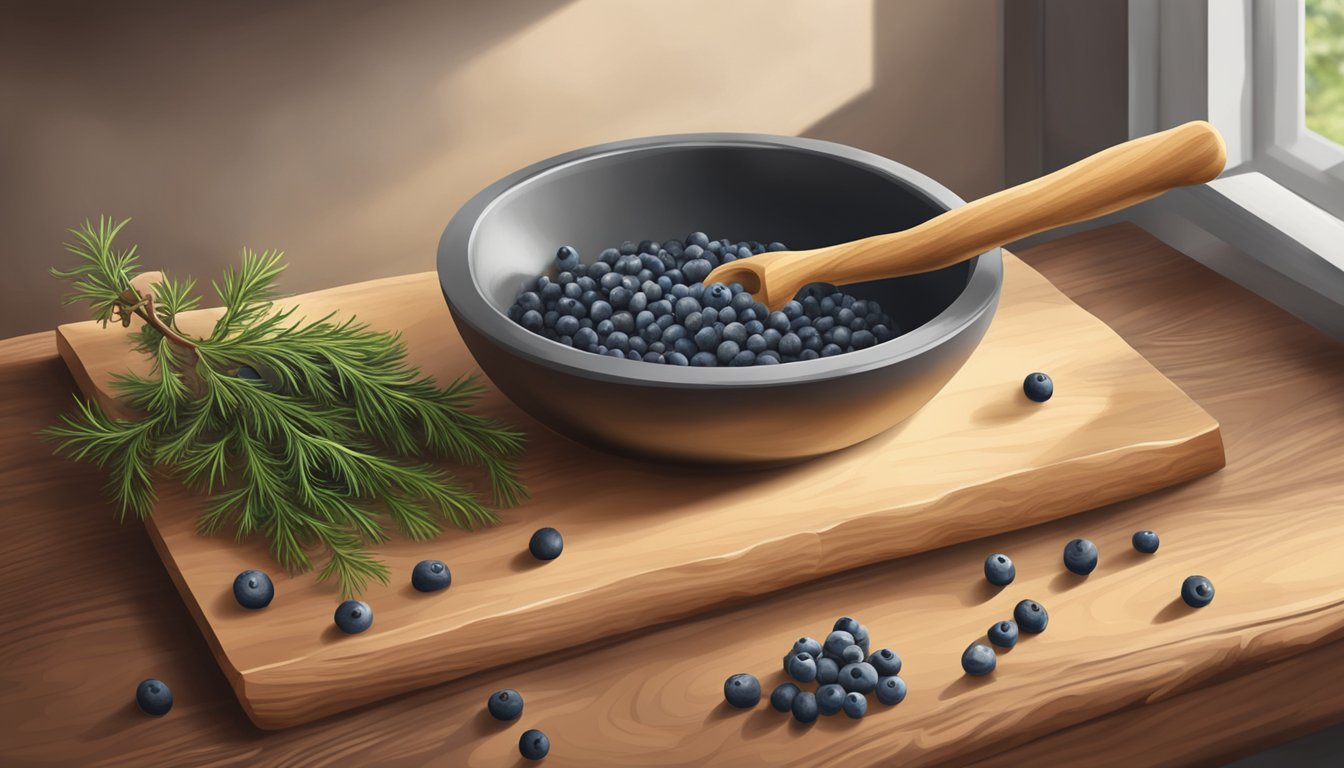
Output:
470,142,970,337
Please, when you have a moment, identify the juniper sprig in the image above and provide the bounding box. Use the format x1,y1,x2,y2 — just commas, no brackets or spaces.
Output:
42,217,526,596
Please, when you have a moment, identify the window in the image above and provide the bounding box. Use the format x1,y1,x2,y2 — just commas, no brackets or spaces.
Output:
1305,0,1344,146
1126,0,1344,341
1254,0,1344,220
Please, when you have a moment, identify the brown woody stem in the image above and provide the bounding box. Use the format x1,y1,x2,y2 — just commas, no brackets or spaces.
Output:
118,289,198,352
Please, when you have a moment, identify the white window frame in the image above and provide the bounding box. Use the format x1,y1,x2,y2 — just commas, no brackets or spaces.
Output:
1255,0,1344,220
1128,0,1344,340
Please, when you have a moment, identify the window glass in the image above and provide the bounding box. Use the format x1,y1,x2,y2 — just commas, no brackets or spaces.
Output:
1306,0,1344,145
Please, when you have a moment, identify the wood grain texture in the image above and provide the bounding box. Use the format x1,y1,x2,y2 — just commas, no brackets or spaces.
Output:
53,251,1223,728
5,224,1343,767
970,638,1344,768
707,122,1226,307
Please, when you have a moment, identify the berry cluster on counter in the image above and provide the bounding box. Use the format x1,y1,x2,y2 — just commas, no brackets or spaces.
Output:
723,615,907,723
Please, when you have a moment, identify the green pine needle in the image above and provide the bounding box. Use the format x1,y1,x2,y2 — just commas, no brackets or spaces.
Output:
40,218,527,597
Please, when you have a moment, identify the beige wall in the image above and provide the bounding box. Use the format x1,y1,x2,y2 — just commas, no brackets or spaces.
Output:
0,0,1003,337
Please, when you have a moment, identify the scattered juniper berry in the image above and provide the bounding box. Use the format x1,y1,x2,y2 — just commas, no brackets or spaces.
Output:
988,620,1018,649
723,674,761,708
487,688,524,720
984,553,1015,586
1133,530,1160,554
1181,575,1215,607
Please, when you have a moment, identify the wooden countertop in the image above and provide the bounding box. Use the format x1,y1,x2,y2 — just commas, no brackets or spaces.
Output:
54,250,1226,730
3,223,1342,766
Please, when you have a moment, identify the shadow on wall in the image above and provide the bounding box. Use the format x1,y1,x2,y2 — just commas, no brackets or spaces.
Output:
1,0,573,336
1,0,1001,338
802,0,1005,204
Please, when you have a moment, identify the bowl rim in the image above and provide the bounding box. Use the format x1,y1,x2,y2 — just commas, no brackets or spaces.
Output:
438,132,1002,389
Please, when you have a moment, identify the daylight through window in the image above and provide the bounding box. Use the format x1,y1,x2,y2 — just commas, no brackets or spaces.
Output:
1306,0,1344,145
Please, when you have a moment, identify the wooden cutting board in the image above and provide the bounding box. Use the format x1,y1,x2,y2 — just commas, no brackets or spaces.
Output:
55,251,1224,729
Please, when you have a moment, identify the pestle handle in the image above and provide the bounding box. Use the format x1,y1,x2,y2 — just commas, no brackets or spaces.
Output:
706,121,1227,309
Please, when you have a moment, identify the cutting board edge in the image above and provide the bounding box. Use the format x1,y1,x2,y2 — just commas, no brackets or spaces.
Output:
143,516,247,691
55,326,115,417
227,421,1225,730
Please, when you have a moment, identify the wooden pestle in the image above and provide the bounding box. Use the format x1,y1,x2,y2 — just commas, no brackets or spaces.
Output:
704,121,1227,310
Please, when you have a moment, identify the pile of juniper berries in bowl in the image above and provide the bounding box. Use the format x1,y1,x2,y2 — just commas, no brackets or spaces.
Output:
506,233,901,366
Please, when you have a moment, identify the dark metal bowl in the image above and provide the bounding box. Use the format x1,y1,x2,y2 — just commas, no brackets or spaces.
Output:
438,134,1002,464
